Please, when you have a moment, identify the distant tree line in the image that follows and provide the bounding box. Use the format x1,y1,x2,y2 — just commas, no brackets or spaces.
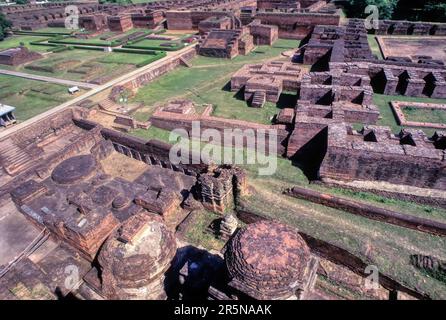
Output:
0,13,12,41
344,0,446,22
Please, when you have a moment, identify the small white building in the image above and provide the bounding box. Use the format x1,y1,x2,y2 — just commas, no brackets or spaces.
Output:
0,103,17,127
68,86,80,95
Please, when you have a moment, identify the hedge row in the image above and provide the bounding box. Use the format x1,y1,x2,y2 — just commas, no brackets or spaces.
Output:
71,45,105,51
135,52,167,68
47,45,68,53
123,43,185,51
48,39,122,47
30,41,60,47
153,29,167,35
112,48,160,55
14,31,72,37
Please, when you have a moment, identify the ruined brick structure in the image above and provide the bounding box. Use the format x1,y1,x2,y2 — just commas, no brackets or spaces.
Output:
198,165,248,213
198,16,233,34
248,20,279,45
253,10,340,39
150,100,289,156
319,125,446,189
215,221,319,300
375,20,446,37
0,107,254,299
231,61,304,106
1,2,171,31
198,28,254,59
107,14,134,32
303,21,373,66
79,14,108,32
304,19,446,100
298,71,380,124
0,46,42,66
94,213,177,299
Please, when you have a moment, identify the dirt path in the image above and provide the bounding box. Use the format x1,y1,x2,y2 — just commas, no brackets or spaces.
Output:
0,69,98,89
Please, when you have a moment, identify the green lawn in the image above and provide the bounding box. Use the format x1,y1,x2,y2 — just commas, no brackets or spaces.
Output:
374,94,446,135
0,35,51,53
368,35,384,60
12,49,158,82
130,39,300,122
403,106,446,124
0,75,81,121
128,122,446,298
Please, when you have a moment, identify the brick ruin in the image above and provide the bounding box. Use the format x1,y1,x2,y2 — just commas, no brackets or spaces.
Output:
391,101,446,130
0,46,42,66
304,20,446,100
1,2,169,31
374,20,446,37
198,28,255,59
319,125,446,189
198,16,233,34
107,14,134,33
149,100,289,156
93,213,177,299
209,220,319,300
298,71,380,124
1,0,339,43
198,165,248,213
231,61,304,107
248,19,279,45
0,107,257,300
2,0,446,301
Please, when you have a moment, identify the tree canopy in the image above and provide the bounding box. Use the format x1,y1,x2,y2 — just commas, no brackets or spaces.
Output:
346,0,446,22
0,13,12,41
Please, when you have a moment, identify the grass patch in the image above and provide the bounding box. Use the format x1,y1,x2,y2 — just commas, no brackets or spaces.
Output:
130,39,300,122
374,94,446,135
13,49,161,82
0,75,80,121
0,35,51,53
128,124,446,297
403,106,446,125
182,209,226,251
368,35,384,60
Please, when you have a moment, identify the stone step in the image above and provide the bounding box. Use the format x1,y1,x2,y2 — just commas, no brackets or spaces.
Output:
99,99,119,111
179,57,192,68
0,139,34,175
251,91,266,108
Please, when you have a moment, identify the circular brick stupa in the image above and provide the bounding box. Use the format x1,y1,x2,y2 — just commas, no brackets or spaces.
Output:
225,221,315,300
98,214,177,300
51,155,97,184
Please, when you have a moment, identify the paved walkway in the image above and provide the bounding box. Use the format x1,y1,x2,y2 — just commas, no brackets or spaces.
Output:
0,45,197,140
0,69,98,89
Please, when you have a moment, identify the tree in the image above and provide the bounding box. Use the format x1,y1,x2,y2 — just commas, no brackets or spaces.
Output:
347,0,399,20
423,1,446,22
15,0,29,4
0,13,12,41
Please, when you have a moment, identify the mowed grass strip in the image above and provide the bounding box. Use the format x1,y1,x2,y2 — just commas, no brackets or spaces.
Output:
0,74,81,121
129,124,446,298
374,93,446,135
403,106,446,124
0,35,52,53
130,39,299,122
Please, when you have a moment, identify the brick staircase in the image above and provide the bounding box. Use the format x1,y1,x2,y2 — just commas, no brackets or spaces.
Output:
99,98,119,112
251,91,266,108
179,57,192,68
0,139,35,175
